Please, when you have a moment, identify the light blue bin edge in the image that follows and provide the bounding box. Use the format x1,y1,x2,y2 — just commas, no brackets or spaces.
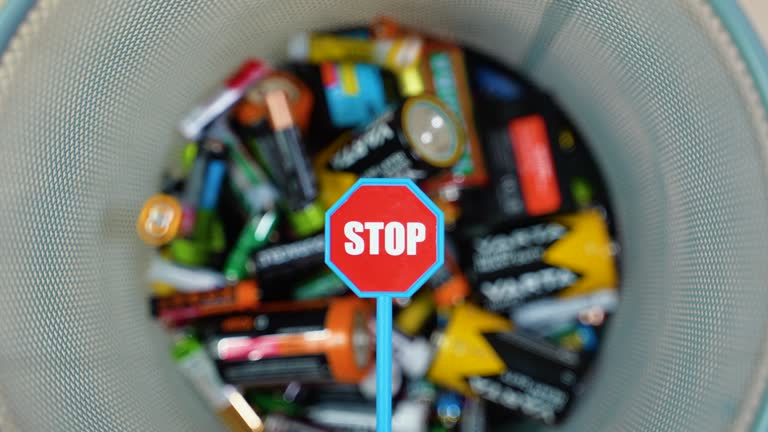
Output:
707,4,768,432
0,0,34,55
1,0,768,430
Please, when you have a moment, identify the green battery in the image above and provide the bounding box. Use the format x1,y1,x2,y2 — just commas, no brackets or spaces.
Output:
181,142,198,174
170,214,226,267
287,201,325,237
247,391,305,417
223,210,279,281
243,133,323,237
293,271,348,300
228,142,278,216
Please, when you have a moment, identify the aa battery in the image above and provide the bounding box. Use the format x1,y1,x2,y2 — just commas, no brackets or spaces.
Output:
304,400,429,432
548,322,600,353
151,280,260,326
206,297,373,385
436,392,463,428
264,93,318,212
234,70,314,133
394,290,436,337
148,255,228,292
178,58,271,142
223,211,280,282
292,271,348,300
457,210,617,313
512,289,619,334
264,415,329,432
428,304,581,425
227,141,279,217
248,233,325,283
326,94,466,182
172,334,264,432
180,136,229,238
460,398,487,432
287,32,423,71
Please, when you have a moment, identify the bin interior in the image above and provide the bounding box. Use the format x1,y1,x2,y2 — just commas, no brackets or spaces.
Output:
1,0,768,431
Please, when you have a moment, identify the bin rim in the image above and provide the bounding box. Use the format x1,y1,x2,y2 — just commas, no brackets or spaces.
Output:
0,0,34,54
1,0,768,431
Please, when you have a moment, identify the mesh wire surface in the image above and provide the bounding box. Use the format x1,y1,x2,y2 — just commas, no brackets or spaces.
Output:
1,0,768,431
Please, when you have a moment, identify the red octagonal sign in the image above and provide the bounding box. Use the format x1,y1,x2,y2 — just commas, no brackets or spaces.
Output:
325,179,445,298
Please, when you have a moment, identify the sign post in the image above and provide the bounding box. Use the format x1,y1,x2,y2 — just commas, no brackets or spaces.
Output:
325,178,444,432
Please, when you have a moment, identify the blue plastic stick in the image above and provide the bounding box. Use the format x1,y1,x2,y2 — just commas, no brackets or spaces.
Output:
324,178,445,432
376,297,393,432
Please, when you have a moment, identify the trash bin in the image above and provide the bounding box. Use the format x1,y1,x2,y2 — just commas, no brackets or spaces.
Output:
1,1,768,431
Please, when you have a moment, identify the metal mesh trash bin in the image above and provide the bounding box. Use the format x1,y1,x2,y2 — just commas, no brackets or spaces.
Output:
1,1,768,431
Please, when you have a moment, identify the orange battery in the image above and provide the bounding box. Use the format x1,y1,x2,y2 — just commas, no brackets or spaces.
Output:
205,297,373,385
151,280,260,326
430,248,471,309
370,16,420,39
136,194,184,246
234,71,314,133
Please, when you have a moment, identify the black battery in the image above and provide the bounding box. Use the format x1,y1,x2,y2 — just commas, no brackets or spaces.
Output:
247,233,325,282
458,217,569,279
326,94,466,182
456,210,616,314
466,330,582,425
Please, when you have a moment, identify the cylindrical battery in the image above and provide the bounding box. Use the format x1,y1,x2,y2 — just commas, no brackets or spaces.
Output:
136,194,184,246
326,94,465,182
259,90,318,213
264,415,330,432
204,297,373,385
150,280,260,326
234,70,314,133
227,142,279,217
247,233,325,282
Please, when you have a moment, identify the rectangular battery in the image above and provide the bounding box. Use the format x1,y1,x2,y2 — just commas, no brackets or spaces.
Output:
465,331,581,425
456,210,617,313
428,304,581,425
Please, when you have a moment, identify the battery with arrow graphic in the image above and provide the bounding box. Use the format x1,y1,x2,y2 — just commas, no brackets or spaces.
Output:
457,209,618,314
428,304,583,425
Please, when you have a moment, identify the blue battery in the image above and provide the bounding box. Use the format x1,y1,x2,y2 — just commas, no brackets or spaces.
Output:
199,159,227,210
322,63,388,128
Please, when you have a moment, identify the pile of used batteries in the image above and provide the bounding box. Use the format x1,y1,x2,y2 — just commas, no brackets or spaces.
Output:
136,17,620,432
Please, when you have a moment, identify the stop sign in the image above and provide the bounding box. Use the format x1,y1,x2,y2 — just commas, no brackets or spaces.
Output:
325,178,444,298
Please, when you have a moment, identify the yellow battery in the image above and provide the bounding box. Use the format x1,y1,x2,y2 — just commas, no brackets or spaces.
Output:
544,209,617,298
151,282,177,297
394,290,435,336
314,132,359,208
397,66,426,97
427,303,512,394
